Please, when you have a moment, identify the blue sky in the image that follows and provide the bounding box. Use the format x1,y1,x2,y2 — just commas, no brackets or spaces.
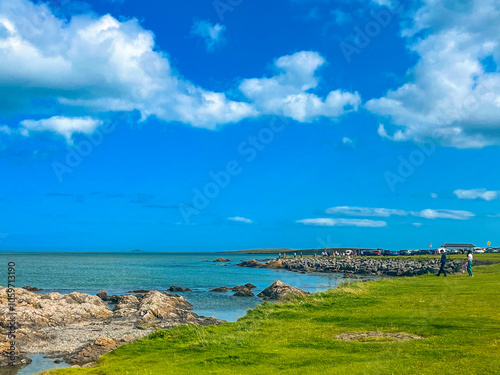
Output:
0,0,499,251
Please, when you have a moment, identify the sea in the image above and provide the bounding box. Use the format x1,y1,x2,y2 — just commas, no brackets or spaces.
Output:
0,251,350,374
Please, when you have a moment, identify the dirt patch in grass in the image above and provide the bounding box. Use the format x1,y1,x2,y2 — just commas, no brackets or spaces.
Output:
335,331,423,342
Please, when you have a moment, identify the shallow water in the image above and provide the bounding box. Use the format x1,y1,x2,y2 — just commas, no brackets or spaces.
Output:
0,251,346,320
17,355,70,375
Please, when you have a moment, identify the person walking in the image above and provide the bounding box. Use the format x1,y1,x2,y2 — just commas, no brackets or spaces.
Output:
437,249,447,277
467,250,474,277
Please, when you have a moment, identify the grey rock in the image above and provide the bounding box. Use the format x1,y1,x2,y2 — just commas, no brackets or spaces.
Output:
257,280,310,301
209,287,229,293
233,288,255,297
213,258,230,262
167,286,192,292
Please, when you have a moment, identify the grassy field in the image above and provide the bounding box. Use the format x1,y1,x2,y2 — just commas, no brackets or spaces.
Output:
44,259,500,375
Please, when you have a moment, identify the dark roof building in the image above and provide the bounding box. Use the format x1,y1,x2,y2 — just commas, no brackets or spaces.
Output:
441,243,476,249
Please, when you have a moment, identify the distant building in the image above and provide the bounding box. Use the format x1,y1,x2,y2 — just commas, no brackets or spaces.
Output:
441,243,476,250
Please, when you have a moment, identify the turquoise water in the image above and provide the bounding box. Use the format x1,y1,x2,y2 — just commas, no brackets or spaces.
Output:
0,251,346,321
17,355,70,375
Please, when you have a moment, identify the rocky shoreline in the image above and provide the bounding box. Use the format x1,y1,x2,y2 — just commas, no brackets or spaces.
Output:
0,288,224,372
0,280,307,372
237,257,467,276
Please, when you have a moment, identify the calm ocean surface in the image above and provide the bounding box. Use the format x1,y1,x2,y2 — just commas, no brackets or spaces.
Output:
0,251,347,321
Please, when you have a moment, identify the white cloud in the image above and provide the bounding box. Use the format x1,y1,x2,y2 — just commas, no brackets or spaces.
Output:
325,206,408,217
413,222,423,227
296,218,387,227
411,209,475,220
431,193,438,198
342,137,353,145
366,0,500,148
322,205,476,222
228,216,253,224
191,19,226,51
20,116,102,143
239,51,361,122
454,188,499,201
0,0,254,131
0,125,11,134
0,1,361,138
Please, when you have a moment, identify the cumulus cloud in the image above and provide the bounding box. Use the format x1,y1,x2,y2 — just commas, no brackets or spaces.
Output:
228,216,253,224
239,51,361,122
20,116,102,143
411,209,475,220
325,206,408,217
0,1,360,141
454,188,499,201
296,218,387,227
366,0,500,148
191,19,226,51
0,1,255,130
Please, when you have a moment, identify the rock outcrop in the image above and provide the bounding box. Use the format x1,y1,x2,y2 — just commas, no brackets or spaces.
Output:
0,341,32,369
21,286,43,292
236,259,284,269
138,291,194,323
126,289,150,294
0,288,113,329
257,280,310,301
233,288,255,297
236,260,264,268
96,290,123,304
230,285,250,292
0,287,224,367
213,258,231,262
67,337,119,365
167,286,192,292
209,286,229,293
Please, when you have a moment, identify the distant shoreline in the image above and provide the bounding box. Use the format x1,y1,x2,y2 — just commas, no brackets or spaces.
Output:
222,248,377,254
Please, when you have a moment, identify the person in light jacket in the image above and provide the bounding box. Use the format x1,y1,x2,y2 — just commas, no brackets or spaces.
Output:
467,250,474,277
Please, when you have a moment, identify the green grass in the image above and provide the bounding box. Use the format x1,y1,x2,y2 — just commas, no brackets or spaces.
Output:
44,261,500,375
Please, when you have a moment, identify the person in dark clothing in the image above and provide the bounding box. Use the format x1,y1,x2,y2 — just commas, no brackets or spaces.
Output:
437,249,447,276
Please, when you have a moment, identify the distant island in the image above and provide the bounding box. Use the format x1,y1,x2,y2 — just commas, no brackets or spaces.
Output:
131,249,144,253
